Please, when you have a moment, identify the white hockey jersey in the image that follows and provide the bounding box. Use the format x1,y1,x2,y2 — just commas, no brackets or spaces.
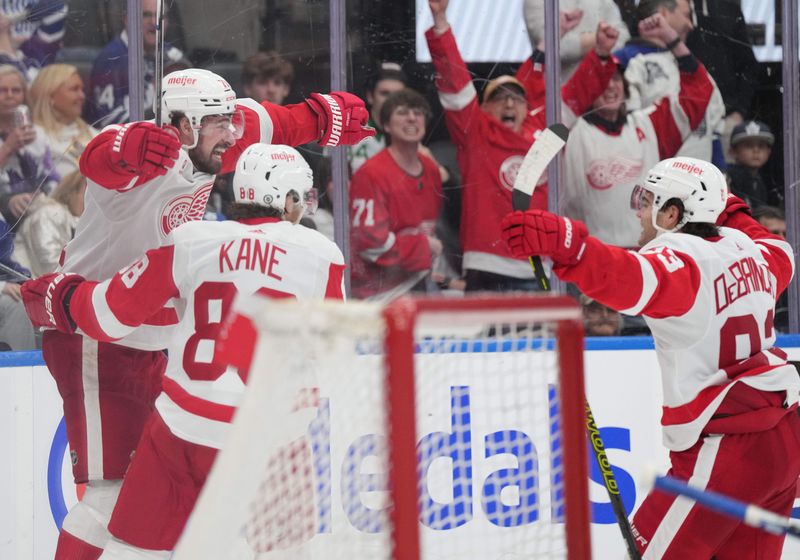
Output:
622,48,725,162
556,209,799,451
563,112,662,247
561,56,714,247
67,218,346,449
60,97,321,349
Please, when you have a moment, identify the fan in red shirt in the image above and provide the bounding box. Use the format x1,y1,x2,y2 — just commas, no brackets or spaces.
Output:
425,0,618,291
349,88,451,300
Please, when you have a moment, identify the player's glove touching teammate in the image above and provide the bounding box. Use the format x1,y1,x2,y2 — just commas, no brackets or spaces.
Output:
306,92,375,147
501,210,588,266
109,121,182,177
21,272,85,333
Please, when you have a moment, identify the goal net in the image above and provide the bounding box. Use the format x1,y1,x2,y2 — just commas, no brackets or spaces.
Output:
174,295,590,560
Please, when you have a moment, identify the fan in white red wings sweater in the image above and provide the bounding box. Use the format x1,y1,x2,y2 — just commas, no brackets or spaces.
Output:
560,47,714,248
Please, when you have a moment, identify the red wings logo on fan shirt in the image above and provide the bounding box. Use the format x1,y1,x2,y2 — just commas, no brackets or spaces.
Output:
499,155,524,191
499,155,547,192
159,182,214,236
586,156,643,191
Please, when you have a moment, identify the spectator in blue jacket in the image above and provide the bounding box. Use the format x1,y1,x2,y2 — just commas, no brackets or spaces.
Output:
1,0,66,67
86,0,184,127
0,214,35,350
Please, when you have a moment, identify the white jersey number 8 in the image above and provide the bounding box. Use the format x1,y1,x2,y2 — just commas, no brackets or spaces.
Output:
120,256,150,289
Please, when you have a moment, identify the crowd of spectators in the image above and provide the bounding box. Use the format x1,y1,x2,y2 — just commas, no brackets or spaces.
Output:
0,0,785,349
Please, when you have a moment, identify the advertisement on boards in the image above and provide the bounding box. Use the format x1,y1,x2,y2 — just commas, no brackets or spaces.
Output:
2,340,800,559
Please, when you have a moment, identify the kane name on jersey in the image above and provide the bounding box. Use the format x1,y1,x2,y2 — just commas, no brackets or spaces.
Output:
218,237,286,281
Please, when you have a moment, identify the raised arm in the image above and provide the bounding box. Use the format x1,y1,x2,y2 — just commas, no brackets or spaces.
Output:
637,14,713,159
500,209,702,318
220,94,374,174
560,22,620,123
517,14,615,114
425,0,488,149
79,122,181,190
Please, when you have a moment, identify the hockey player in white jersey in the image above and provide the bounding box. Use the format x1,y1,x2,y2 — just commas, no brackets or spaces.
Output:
501,156,800,558
22,143,344,558
33,67,369,560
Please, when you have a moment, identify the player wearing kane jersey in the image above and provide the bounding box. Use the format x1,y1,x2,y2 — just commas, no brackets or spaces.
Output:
35,68,370,560
502,156,800,558
23,144,344,558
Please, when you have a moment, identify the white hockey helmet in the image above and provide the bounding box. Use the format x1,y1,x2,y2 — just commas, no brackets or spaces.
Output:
631,157,728,233
232,143,317,217
160,69,241,147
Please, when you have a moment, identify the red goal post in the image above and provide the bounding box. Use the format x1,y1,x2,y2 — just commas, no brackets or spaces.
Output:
385,295,591,560
175,294,591,560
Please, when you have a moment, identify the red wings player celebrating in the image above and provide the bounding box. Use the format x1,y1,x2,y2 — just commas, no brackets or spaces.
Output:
34,68,369,560
501,156,800,558
23,143,345,558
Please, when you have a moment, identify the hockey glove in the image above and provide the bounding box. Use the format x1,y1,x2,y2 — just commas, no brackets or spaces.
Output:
21,272,84,333
715,194,751,227
306,92,375,147
501,210,588,266
109,122,181,178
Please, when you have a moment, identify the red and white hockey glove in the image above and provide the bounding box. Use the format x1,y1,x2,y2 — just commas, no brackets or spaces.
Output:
715,194,751,227
306,92,375,147
109,122,181,178
501,210,588,266
21,273,85,332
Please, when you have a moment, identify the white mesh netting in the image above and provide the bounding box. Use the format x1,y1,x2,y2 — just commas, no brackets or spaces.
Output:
174,298,584,560
413,321,567,559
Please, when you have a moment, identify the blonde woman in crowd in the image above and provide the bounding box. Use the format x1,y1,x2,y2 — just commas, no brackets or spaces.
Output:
0,64,59,225
29,63,97,178
14,170,86,277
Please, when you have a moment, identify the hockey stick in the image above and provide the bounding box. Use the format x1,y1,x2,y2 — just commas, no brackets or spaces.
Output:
586,403,641,559
0,261,30,282
512,123,642,560
652,474,800,539
153,0,165,126
512,123,568,290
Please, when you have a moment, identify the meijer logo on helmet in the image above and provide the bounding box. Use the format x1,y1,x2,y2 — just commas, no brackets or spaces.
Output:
271,152,296,162
671,161,704,176
166,76,198,86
